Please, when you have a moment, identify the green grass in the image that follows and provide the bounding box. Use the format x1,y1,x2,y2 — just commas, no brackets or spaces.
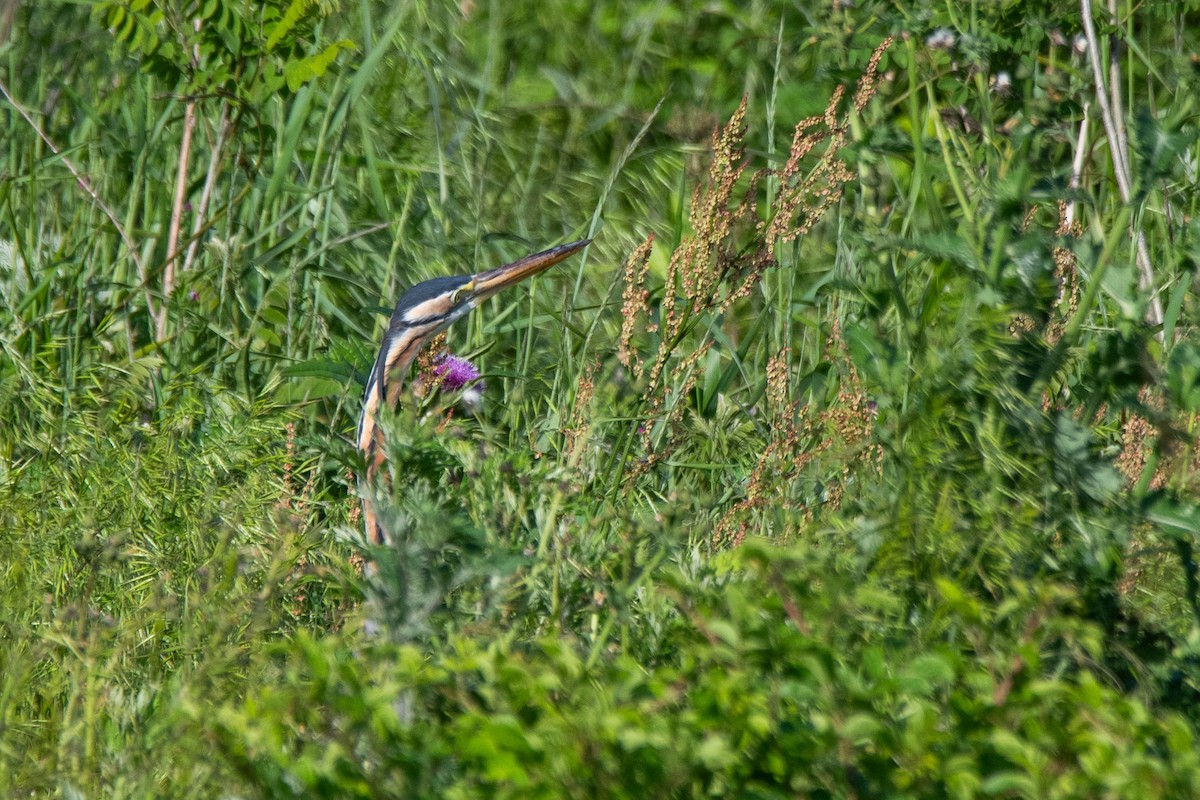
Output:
4,0,1200,796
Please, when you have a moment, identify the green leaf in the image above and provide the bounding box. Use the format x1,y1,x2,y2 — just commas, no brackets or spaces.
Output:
907,232,981,272
981,771,1037,795
839,713,884,744
267,0,303,50
901,654,956,690
283,40,355,92
1147,496,1200,540
695,733,738,769
1167,342,1200,413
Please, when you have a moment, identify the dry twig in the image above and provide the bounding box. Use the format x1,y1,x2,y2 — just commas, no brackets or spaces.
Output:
0,77,162,335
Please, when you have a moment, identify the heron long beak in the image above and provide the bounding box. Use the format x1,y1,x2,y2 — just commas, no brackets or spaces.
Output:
470,239,590,301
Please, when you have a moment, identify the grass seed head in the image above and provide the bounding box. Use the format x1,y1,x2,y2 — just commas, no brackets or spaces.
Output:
621,37,893,476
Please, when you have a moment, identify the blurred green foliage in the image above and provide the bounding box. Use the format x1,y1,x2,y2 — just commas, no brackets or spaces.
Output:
3,0,1200,796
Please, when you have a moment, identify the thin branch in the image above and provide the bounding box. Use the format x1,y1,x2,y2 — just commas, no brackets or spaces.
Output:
161,98,195,336
1081,0,1131,198
1065,102,1090,230
1080,0,1163,333
1107,0,1131,180
160,17,204,341
0,76,162,334
182,101,230,274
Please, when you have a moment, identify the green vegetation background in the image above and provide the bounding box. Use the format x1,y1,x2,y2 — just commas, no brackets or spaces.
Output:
4,0,1200,796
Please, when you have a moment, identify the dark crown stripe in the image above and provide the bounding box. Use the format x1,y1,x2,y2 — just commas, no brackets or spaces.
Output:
399,312,451,328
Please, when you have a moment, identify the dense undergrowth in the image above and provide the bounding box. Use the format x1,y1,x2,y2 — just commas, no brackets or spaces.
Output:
3,0,1200,797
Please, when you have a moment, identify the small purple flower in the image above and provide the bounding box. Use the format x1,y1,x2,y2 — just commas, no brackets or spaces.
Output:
431,354,482,392
188,290,200,302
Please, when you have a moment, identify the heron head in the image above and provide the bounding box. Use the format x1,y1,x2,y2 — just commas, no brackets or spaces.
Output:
385,238,590,342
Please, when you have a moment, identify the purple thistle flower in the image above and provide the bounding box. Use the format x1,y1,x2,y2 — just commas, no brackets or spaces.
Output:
431,354,483,392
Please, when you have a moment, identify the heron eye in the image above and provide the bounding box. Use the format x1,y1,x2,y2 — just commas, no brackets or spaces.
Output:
450,289,463,305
